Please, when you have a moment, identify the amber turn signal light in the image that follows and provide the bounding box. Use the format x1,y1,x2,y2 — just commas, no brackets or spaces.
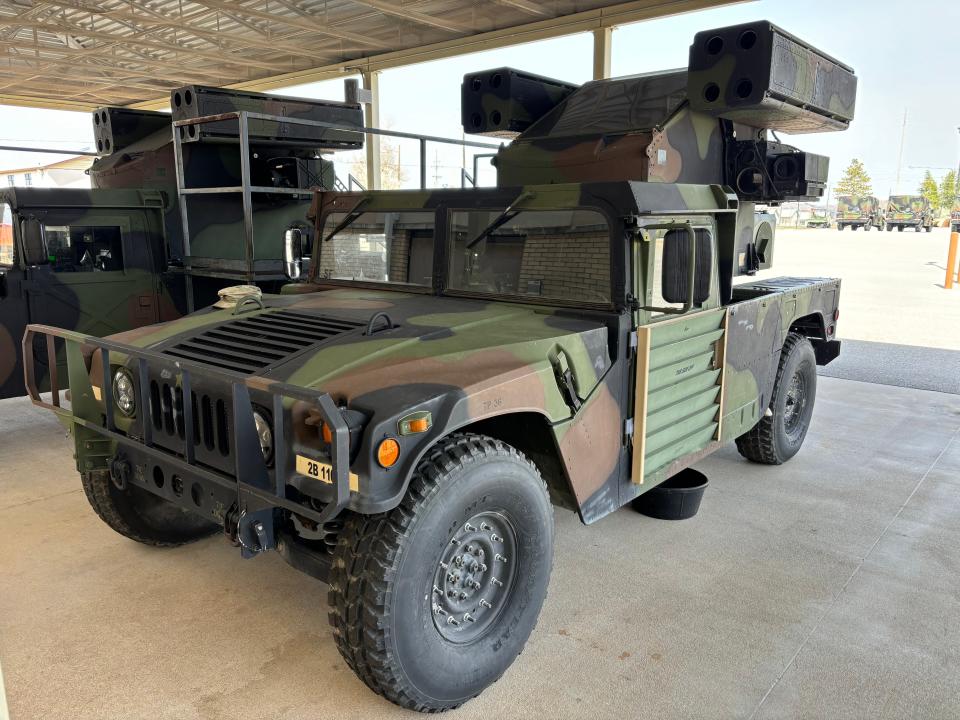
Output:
377,438,400,468
321,422,333,444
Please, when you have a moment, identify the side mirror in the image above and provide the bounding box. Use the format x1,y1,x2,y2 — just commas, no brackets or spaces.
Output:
661,228,712,306
283,227,304,280
20,218,49,266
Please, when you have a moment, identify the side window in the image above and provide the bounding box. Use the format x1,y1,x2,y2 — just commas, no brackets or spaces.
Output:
318,211,434,286
0,203,14,266
43,225,124,272
448,209,611,303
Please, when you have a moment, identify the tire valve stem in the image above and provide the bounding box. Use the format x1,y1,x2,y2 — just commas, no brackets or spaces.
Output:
479,599,492,609
495,553,508,563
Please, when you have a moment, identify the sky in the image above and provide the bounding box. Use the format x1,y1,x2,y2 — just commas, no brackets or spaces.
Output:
1,0,959,199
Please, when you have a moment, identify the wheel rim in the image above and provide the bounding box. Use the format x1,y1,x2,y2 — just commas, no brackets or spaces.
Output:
783,369,807,437
430,511,518,643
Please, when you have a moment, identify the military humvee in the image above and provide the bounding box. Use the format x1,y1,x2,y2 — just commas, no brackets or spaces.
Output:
836,195,883,231
885,194,934,232
0,84,364,399
25,21,851,711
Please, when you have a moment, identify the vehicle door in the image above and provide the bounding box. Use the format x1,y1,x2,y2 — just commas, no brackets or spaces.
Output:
0,200,30,398
630,216,726,485
23,209,162,388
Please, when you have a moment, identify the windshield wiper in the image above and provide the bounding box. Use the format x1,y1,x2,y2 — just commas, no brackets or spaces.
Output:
466,191,535,249
323,197,371,243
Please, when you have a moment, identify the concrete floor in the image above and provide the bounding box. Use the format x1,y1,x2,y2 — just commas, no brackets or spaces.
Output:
2,375,959,720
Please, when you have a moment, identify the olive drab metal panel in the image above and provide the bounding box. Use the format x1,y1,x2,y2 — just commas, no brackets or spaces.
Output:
632,307,727,483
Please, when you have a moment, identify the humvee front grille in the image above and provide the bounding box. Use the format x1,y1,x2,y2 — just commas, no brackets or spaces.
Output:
149,381,231,457
162,310,364,373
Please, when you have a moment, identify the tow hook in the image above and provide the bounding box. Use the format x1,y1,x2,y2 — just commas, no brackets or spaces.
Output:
109,456,131,490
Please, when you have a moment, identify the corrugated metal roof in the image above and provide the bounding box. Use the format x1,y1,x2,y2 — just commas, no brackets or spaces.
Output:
0,0,736,110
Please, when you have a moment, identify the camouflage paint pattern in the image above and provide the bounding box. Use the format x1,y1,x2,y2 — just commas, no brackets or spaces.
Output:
25,20,851,532
0,187,176,399
886,195,933,228
836,195,883,226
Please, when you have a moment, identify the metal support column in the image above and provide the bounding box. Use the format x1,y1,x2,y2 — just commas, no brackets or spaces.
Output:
592,26,613,80
362,70,382,190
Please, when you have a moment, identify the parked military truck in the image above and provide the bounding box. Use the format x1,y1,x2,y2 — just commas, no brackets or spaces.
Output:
25,21,851,711
885,194,933,232
836,195,883,230
0,84,364,399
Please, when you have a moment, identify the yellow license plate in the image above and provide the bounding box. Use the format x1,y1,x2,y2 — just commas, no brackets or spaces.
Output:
295,455,359,492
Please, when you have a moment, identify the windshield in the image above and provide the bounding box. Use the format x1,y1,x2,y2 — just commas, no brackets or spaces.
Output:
888,196,924,213
448,209,611,304
316,210,434,286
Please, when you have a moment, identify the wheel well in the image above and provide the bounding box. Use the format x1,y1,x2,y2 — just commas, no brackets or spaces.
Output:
789,312,826,340
456,412,577,512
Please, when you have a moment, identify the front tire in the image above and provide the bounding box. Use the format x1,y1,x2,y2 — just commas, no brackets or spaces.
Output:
328,434,554,712
81,470,219,546
736,333,817,465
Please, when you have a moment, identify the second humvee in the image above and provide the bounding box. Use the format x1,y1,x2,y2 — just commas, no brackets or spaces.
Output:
25,20,850,712
885,194,934,232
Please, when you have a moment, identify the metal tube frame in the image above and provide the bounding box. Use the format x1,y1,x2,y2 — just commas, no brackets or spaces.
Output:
172,110,501,293
22,324,353,542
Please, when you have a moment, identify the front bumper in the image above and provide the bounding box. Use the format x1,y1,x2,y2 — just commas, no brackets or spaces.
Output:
23,324,354,558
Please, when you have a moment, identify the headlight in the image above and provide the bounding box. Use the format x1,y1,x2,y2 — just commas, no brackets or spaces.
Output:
253,410,273,464
112,369,136,416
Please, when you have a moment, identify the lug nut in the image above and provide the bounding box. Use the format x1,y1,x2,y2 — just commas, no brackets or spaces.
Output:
470,580,481,590
480,563,487,572
447,616,460,626
480,522,491,531
490,533,503,543
466,545,474,553
433,604,447,615
464,613,475,623
450,538,461,546
454,555,463,567
495,553,508,563
439,561,448,570
459,591,467,600
479,599,492,609
433,585,442,595
470,562,480,573
491,577,503,587
464,523,476,532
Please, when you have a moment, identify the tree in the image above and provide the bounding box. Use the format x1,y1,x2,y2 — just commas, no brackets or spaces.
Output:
938,170,956,213
833,158,873,197
349,139,407,190
919,170,939,211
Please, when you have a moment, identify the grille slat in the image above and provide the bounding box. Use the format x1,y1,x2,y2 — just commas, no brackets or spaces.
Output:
162,310,364,373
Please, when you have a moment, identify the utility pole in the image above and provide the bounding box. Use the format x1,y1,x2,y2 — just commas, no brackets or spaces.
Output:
894,108,907,193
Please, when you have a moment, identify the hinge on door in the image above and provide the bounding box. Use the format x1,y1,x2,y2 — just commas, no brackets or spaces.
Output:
624,418,634,441
629,330,638,350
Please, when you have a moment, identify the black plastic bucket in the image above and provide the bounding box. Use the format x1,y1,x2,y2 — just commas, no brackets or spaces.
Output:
632,468,708,520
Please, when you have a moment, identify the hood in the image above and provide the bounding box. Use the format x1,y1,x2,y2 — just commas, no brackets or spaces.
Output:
110,287,612,419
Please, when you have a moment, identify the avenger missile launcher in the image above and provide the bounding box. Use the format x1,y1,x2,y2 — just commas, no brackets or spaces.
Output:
170,85,364,149
25,20,854,714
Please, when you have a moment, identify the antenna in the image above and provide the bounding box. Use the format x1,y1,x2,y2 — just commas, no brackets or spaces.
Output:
894,109,907,193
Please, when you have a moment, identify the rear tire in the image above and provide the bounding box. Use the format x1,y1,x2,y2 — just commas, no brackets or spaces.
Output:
81,470,219,546
328,433,554,712
736,333,817,465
